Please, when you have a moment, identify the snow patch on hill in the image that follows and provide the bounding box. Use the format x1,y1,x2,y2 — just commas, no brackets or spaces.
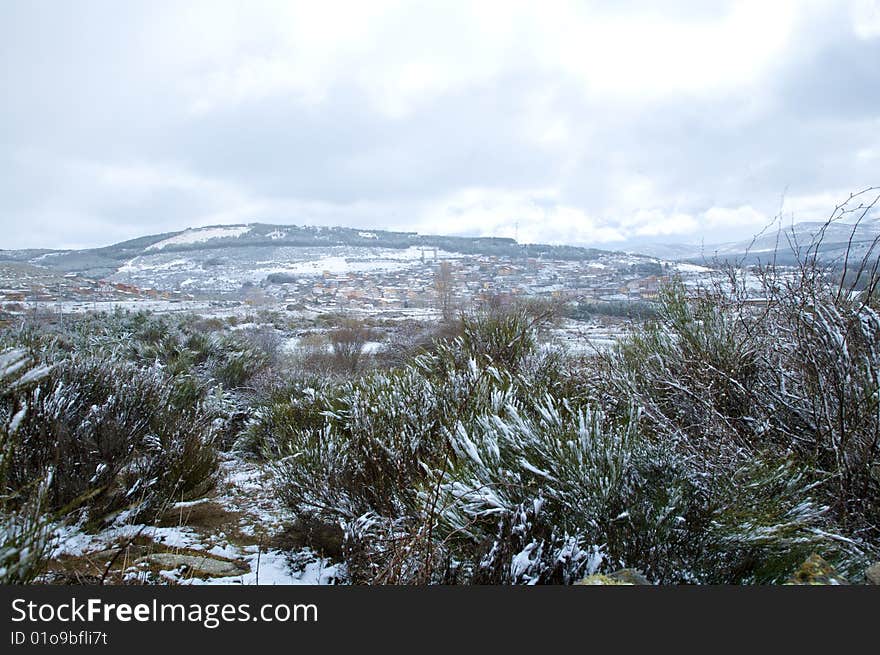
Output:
264,246,455,277
146,226,253,251
675,262,712,273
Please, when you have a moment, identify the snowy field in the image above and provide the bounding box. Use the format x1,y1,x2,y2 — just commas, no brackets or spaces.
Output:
49,455,342,586
549,320,628,355
33,299,221,314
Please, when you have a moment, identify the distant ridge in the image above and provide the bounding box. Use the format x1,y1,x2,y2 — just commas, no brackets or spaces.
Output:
616,215,880,266
0,222,619,280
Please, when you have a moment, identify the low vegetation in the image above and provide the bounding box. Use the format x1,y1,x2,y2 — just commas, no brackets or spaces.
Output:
2,215,879,584
261,276,879,583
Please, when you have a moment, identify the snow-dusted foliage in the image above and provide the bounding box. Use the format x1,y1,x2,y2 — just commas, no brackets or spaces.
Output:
1,348,54,583
2,355,218,524
0,311,229,555
267,308,603,583
4,234,880,585
602,271,880,579
66,309,276,388
0,308,301,584
432,399,639,584
266,279,880,584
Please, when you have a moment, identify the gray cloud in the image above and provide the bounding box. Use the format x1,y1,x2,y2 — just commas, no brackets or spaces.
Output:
1,1,878,250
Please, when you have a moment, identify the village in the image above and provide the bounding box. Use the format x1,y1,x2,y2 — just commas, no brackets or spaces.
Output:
244,250,689,312
0,249,712,323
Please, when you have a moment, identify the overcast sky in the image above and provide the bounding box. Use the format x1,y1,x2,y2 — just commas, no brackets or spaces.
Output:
2,0,879,250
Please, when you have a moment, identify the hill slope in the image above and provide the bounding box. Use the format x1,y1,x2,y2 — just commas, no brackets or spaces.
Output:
0,223,621,294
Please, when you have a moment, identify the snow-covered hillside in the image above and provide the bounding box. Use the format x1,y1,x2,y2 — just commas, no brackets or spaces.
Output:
113,245,462,293
146,226,254,251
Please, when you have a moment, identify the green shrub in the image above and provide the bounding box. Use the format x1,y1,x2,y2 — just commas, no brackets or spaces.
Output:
602,273,880,577
2,355,218,525
0,348,54,584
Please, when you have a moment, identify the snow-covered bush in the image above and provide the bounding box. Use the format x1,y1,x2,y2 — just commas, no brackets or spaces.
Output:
270,280,878,583
2,354,218,525
428,399,638,584
268,316,565,518
430,398,842,584
55,309,275,392
269,308,611,583
1,348,54,583
602,267,880,578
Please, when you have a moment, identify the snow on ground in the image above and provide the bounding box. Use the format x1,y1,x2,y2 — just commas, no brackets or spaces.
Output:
146,226,253,251
118,257,196,274
177,548,341,586
49,454,342,585
255,246,459,277
108,244,465,295
282,335,385,355
51,522,204,559
674,262,713,273
549,320,627,355
31,252,66,261
123,245,457,279
30,299,220,315
354,306,442,321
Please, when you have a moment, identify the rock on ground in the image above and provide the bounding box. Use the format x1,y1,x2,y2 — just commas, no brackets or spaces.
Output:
866,562,880,585
786,554,848,585
140,552,249,578
575,569,651,585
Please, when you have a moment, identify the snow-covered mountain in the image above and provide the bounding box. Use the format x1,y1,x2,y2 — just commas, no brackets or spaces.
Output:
0,223,621,294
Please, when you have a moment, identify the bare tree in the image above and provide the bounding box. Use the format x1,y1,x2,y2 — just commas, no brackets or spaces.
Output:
329,320,372,374
434,261,456,322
